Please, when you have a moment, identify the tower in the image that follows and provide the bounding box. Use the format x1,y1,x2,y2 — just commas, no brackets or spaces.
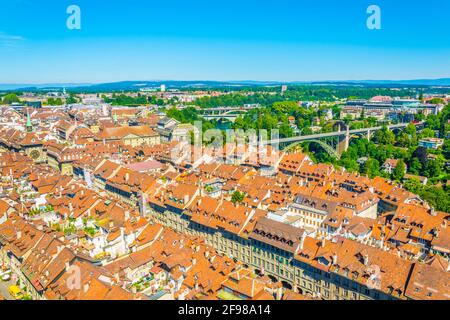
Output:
26,110,33,132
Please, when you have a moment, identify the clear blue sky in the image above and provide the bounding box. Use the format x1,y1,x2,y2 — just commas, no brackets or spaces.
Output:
0,0,449,83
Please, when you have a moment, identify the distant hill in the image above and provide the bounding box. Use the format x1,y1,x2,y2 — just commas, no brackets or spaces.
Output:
1,78,449,92
309,78,450,87
0,83,91,91
72,80,288,92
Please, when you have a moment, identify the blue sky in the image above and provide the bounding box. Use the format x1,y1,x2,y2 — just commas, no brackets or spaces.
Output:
0,0,449,83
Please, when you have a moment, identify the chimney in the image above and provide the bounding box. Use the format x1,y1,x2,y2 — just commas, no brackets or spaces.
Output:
16,231,22,239
430,207,437,216
297,233,306,252
125,172,130,182
124,211,130,221
321,238,326,248
363,254,369,266
332,253,338,265
184,194,190,204
276,287,283,300
57,245,65,255
83,282,90,293
434,228,439,238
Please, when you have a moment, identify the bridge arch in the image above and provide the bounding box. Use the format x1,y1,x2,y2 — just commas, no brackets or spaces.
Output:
282,140,341,160
349,132,368,141
333,121,347,132
281,280,293,290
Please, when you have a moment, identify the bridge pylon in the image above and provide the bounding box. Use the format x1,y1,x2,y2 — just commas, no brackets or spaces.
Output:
336,125,350,155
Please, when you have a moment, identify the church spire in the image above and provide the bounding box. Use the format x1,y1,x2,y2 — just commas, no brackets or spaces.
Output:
26,109,33,132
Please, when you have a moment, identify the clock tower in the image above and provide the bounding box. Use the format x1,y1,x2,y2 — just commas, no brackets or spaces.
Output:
26,110,33,133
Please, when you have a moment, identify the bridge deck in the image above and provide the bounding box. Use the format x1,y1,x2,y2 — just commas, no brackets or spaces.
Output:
263,122,422,145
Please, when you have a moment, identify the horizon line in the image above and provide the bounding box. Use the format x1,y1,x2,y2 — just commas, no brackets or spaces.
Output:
1,77,450,87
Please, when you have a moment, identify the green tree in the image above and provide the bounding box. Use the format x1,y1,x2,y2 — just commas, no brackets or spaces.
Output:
374,126,395,145
231,191,245,204
392,159,406,181
363,158,380,178
66,94,79,104
47,97,64,105
405,123,417,136
419,128,435,139
2,93,20,104
403,178,424,195
397,132,412,147
408,157,422,175
425,159,442,178
410,147,428,174
343,115,353,125
429,98,444,104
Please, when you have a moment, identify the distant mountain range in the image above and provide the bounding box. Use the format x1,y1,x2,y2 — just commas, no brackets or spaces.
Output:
1,78,450,92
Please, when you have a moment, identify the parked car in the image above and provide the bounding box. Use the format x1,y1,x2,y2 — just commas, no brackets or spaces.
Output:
8,285,23,300
2,273,11,281
0,269,11,281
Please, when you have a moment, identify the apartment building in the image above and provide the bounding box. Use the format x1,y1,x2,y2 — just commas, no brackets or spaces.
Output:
146,186,422,300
